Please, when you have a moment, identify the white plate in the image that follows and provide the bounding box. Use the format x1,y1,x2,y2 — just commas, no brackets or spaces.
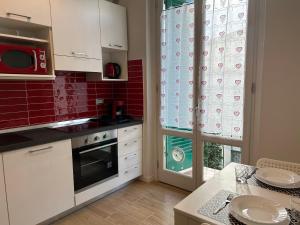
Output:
255,167,300,189
229,195,290,225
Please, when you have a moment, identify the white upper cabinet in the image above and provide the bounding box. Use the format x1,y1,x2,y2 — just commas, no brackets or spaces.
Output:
0,0,51,26
50,0,102,72
3,140,75,225
0,154,9,225
100,0,128,51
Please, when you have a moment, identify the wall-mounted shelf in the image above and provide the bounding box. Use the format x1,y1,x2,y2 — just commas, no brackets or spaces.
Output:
0,33,49,44
87,48,128,81
102,48,128,81
0,20,55,80
0,74,55,80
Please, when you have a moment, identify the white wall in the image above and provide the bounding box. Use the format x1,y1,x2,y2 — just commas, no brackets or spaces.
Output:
252,0,300,164
118,0,147,61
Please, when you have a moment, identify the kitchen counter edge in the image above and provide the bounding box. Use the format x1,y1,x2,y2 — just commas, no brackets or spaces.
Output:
0,120,143,153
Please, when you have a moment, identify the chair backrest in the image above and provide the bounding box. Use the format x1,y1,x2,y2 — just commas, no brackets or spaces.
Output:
256,158,300,175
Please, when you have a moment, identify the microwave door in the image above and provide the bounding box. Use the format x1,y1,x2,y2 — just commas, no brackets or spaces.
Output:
0,44,47,74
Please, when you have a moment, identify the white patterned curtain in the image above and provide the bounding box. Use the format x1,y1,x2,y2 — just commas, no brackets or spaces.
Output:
199,0,248,139
160,3,195,130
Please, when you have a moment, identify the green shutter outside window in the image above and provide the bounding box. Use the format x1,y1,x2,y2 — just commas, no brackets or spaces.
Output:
164,0,189,9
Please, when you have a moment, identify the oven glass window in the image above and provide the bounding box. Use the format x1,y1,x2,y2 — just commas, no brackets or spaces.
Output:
2,50,34,68
74,143,118,191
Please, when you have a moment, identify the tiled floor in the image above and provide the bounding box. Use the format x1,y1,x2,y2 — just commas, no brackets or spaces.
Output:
52,181,189,225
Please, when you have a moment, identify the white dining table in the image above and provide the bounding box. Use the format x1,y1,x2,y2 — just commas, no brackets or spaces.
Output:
174,163,298,225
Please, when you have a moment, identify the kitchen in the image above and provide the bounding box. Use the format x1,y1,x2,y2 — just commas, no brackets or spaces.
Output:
0,1,300,225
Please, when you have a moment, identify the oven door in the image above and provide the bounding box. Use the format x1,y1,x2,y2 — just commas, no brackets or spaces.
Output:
73,139,118,191
0,44,47,74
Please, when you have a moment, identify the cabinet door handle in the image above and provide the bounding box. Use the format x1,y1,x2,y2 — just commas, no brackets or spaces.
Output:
29,146,53,154
71,51,88,57
6,12,31,21
109,43,123,48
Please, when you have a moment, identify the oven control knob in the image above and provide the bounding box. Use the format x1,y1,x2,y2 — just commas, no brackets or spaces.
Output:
102,133,107,139
94,136,99,141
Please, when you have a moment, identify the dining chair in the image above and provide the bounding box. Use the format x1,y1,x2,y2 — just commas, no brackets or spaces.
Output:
256,158,300,174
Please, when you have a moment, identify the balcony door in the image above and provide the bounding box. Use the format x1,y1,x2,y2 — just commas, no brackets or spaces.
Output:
157,0,253,191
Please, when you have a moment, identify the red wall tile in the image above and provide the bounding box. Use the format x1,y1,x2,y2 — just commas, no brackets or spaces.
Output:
0,59,144,130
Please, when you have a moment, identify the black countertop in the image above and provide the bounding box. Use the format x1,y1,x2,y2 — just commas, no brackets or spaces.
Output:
0,119,143,153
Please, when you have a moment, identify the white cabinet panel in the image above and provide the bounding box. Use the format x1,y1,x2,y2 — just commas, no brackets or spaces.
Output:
0,154,9,225
100,0,128,50
118,124,143,184
3,140,75,225
118,125,142,142
50,0,102,72
0,0,51,26
75,176,120,206
119,150,142,170
119,164,142,183
118,137,142,156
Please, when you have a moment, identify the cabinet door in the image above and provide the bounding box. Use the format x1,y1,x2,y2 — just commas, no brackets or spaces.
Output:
51,0,102,60
0,0,51,26
3,140,75,225
0,155,9,225
100,0,128,50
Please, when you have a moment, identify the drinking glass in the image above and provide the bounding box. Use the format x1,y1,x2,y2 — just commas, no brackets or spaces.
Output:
235,165,248,183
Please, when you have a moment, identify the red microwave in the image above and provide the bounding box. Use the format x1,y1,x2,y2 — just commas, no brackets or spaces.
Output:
0,44,48,75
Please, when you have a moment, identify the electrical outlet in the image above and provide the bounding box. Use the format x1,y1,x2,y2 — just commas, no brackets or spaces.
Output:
96,98,104,105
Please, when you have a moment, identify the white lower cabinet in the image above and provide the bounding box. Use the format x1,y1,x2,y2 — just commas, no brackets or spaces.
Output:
118,125,143,184
0,154,9,225
3,140,75,225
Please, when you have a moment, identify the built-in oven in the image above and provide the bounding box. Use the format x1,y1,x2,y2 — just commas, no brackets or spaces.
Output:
72,130,118,191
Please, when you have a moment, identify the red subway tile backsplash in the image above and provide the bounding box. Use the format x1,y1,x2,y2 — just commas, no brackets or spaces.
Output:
0,59,144,130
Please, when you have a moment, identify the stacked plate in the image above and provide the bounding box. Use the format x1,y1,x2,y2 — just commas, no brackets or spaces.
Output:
229,195,290,225
255,167,300,189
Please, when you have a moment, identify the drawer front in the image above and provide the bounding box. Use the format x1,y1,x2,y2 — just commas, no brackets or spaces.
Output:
119,150,141,170
118,125,142,142
118,138,142,156
120,164,142,183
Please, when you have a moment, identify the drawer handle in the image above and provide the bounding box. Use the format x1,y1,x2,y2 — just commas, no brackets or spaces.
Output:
109,43,123,48
124,143,128,146
134,140,137,143
6,12,31,21
124,171,128,174
71,51,88,57
29,146,53,154
124,129,128,132
124,154,137,160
